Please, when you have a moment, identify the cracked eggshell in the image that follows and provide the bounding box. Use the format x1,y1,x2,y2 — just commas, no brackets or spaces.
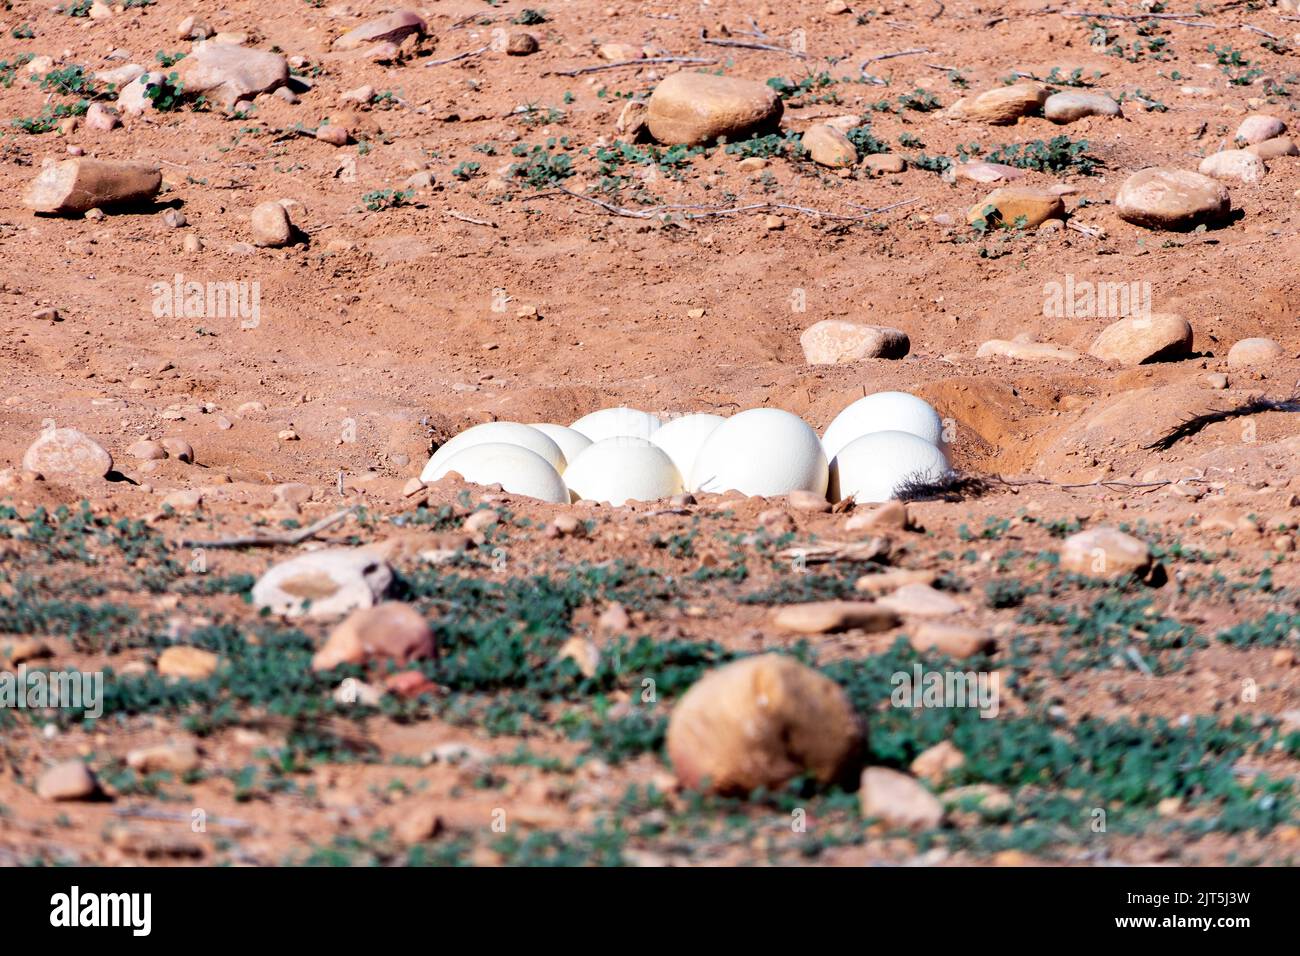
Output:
569,406,662,442
822,391,946,461
425,442,569,504
829,430,951,504
562,436,683,505
690,408,828,497
649,413,726,481
529,423,593,473
420,422,565,482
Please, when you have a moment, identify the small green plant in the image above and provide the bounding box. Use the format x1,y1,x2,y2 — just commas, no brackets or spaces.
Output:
508,139,575,188
985,135,1098,175
846,125,890,157
155,50,187,68
451,161,481,181
361,189,414,211
511,8,548,24
12,23,36,39
144,72,185,112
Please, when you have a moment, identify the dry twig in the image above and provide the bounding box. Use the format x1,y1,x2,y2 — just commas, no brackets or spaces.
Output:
177,507,358,549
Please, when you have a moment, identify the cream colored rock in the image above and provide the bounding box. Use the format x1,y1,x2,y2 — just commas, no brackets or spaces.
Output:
863,153,906,175
977,339,1081,362
1059,527,1153,579
1115,168,1230,230
801,123,857,167
961,84,1047,124
949,161,1026,184
800,321,909,364
772,600,900,635
877,583,964,618
24,159,161,215
1088,313,1192,365
333,11,427,51
1199,149,1266,184
909,621,994,658
968,187,1064,228
252,547,393,619
666,654,863,794
1044,90,1120,123
646,72,782,146
911,741,965,784
860,767,944,829
251,201,293,247
1227,337,1285,366
37,761,99,802
22,428,112,478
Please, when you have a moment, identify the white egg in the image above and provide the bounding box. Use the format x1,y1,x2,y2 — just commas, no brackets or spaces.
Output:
649,413,726,480
420,422,564,482
426,442,569,504
822,391,946,461
569,407,662,442
563,436,683,506
528,424,593,473
829,430,951,504
690,408,828,497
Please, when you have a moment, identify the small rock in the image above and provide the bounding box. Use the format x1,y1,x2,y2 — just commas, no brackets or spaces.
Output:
801,123,857,167
598,602,631,633
1059,526,1153,579
1044,91,1120,123
558,636,601,677
506,32,539,56
1245,136,1298,160
316,123,351,146
157,646,220,680
773,600,900,634
333,10,427,51
22,428,112,479
177,42,289,108
1199,149,1266,184
251,201,293,248
863,153,906,175
909,621,995,658
37,761,99,802
799,320,910,364
1227,337,1284,366
1088,313,1192,365
910,741,965,784
844,500,910,532
128,439,167,461
860,767,944,829
950,161,1026,184
161,437,194,462
977,339,1081,362
1236,113,1286,145
161,490,203,513
85,103,121,131
877,583,964,618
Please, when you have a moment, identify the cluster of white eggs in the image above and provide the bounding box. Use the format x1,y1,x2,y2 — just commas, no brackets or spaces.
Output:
419,392,952,506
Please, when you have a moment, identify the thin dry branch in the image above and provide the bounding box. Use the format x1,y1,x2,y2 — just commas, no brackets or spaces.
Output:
699,28,808,58
177,506,358,549
446,209,496,226
424,45,489,67
542,187,920,223
546,55,716,77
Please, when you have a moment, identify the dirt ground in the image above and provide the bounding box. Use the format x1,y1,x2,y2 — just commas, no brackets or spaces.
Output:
1,0,1299,866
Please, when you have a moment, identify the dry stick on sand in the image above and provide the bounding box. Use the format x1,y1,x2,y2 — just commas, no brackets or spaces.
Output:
547,55,716,76
177,506,358,549
544,186,920,222
424,45,489,67
699,28,808,57
447,209,496,226
861,47,931,67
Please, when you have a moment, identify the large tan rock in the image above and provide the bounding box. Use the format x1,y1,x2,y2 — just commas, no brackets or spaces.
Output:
176,42,289,107
1235,113,1285,145
312,602,436,671
800,321,909,364
1227,337,1285,366
23,159,160,214
967,186,1064,228
1088,313,1192,365
1059,527,1153,579
22,428,113,478
960,84,1047,124
333,10,427,51
647,72,782,146
1115,168,1230,230
801,123,857,167
666,654,864,794
772,600,900,634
